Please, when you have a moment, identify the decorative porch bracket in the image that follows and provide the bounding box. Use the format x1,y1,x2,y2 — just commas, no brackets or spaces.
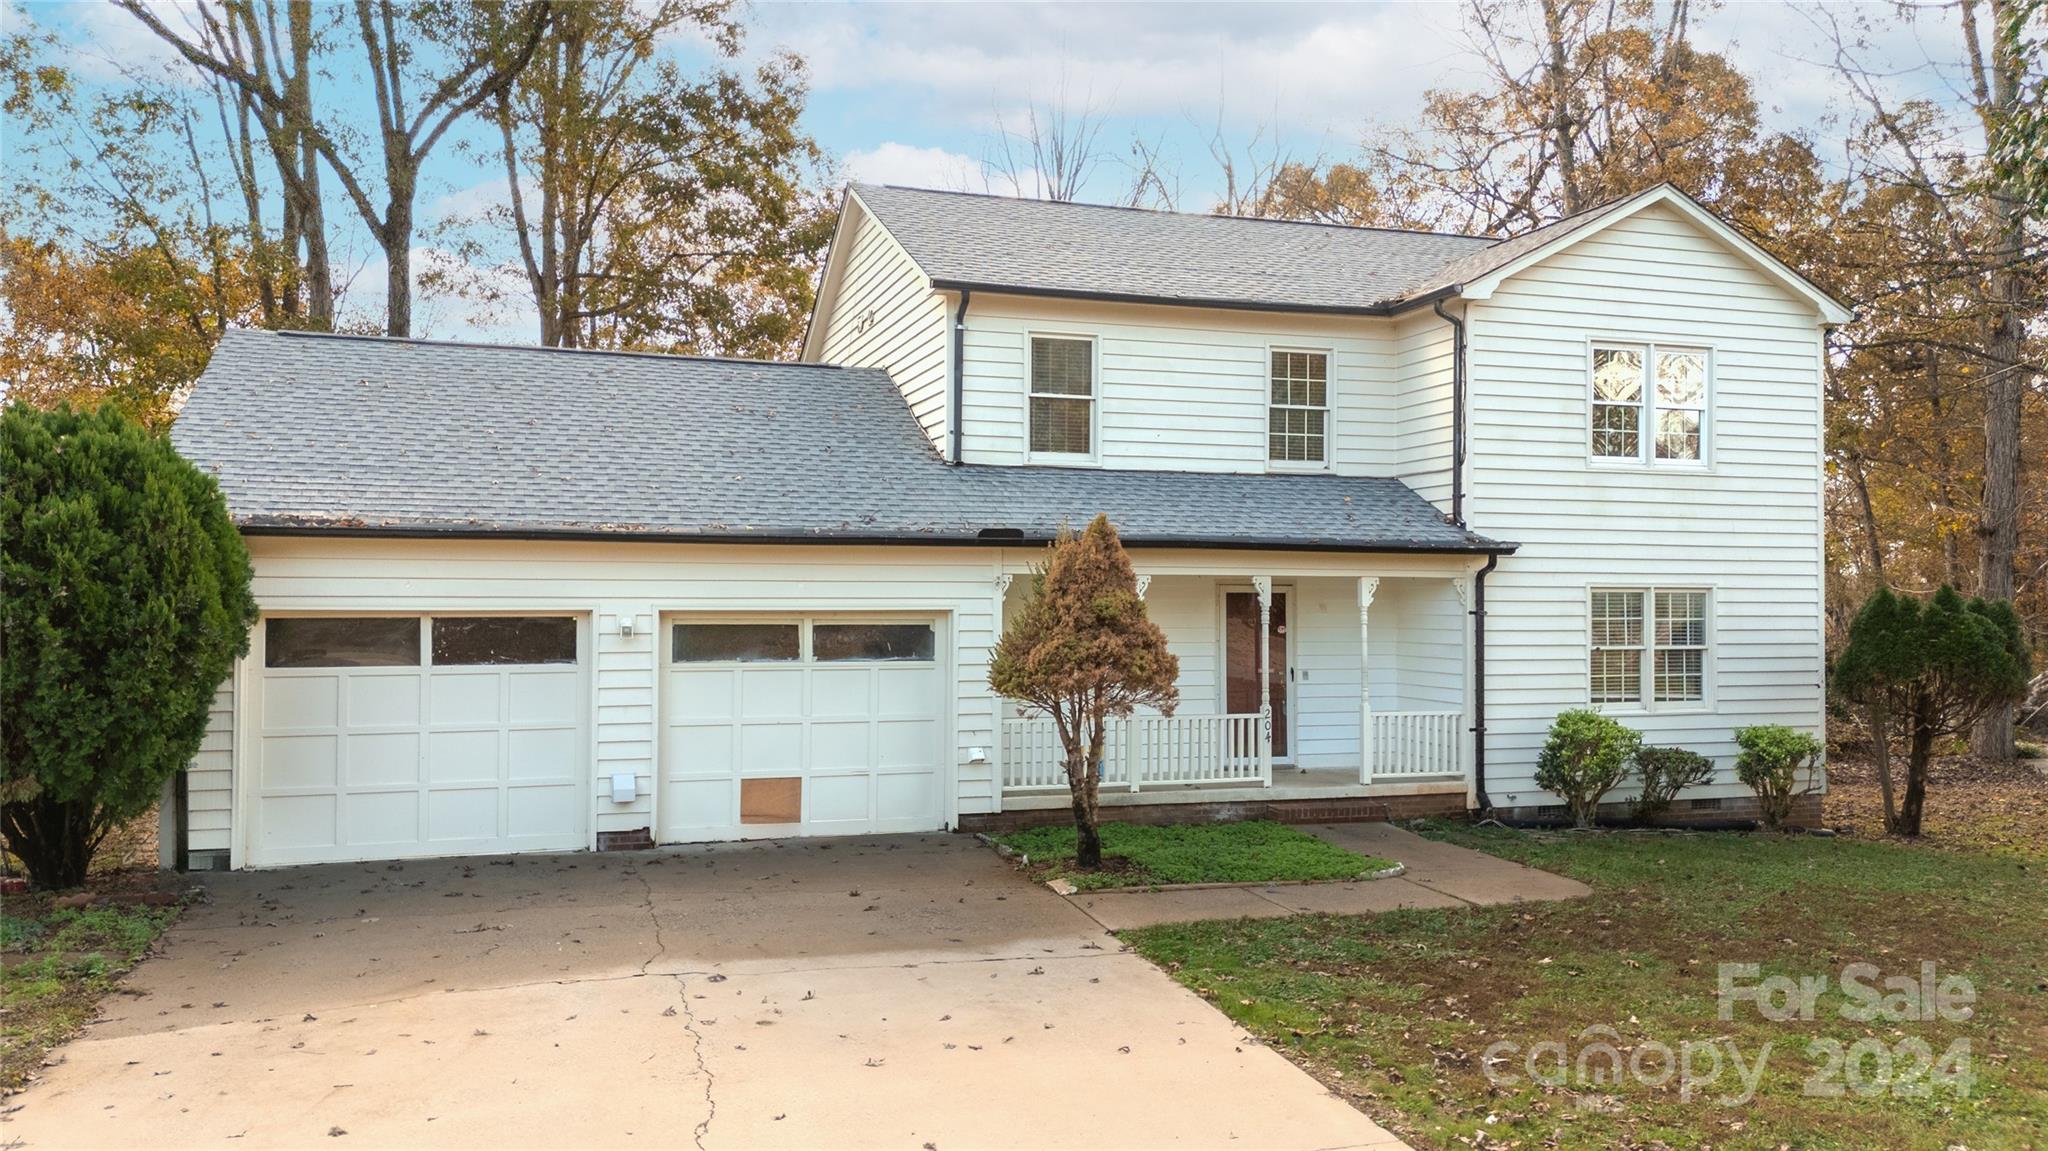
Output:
1253,576,1273,785
1134,574,1151,599
1358,576,1380,786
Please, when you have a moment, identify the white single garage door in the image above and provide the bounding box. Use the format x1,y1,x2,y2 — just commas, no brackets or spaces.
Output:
250,615,588,866
660,615,946,842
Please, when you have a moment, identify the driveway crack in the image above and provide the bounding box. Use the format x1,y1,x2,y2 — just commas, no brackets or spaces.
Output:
670,974,716,1150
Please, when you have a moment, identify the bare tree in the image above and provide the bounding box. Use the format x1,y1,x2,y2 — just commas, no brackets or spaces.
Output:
116,0,554,336
984,72,1109,201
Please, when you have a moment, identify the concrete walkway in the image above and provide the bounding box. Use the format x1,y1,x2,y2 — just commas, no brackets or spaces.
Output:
5,834,1407,1150
1066,823,1590,930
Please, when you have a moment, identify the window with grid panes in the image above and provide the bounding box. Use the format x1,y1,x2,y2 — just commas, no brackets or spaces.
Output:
1589,588,1710,707
1028,336,1093,455
1268,350,1328,464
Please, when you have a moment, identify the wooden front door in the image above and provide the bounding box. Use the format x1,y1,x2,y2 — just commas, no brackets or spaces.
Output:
1224,590,1288,759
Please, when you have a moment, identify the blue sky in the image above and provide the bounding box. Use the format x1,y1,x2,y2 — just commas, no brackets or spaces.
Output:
12,1,1979,339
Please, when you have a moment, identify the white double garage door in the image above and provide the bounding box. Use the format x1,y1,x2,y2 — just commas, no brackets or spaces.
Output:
249,612,946,866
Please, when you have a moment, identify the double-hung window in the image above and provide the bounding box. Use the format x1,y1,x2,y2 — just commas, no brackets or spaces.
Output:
1589,587,1709,708
1268,350,1329,465
1028,335,1094,458
1590,343,1708,464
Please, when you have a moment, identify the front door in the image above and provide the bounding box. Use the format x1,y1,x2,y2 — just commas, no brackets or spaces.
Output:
1224,591,1288,759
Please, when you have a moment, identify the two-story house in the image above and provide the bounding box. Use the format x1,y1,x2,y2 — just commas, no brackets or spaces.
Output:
166,181,1848,869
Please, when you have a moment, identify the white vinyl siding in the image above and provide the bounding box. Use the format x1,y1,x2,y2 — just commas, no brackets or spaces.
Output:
1391,310,1457,513
815,205,951,451
1466,199,1826,805
183,681,236,854
959,295,1400,473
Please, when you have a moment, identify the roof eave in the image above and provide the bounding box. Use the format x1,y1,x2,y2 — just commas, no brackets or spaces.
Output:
235,519,1517,556
930,278,1464,319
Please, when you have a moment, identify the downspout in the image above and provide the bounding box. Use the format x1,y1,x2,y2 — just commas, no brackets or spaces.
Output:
1431,298,1467,526
1471,552,1499,814
949,290,972,465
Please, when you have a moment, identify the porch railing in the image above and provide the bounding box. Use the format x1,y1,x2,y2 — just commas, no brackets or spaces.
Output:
999,713,1266,792
1368,710,1464,779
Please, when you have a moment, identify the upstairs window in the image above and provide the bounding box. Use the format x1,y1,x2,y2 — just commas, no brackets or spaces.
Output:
1028,335,1094,457
1269,350,1329,465
1589,587,1710,708
1591,343,1708,464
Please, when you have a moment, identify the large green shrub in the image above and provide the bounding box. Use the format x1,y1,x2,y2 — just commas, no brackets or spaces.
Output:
1533,709,1642,828
1,404,257,888
1629,745,1716,825
1832,585,2031,835
1732,725,1824,831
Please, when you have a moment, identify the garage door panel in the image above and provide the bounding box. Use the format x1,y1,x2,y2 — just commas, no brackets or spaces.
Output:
264,676,338,729
739,723,803,772
875,719,941,768
807,774,869,826
667,778,733,831
346,791,420,846
876,772,940,824
508,785,581,838
260,794,337,851
810,668,872,716
670,724,735,773
430,673,502,725
429,729,502,784
348,674,420,727
876,666,938,712
508,727,579,780
263,734,338,789
670,669,735,720
428,788,499,842
509,671,579,724
347,732,420,786
809,721,871,770
740,669,804,718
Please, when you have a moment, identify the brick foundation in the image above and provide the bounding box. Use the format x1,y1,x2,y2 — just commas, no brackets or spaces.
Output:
596,828,655,852
957,789,1470,835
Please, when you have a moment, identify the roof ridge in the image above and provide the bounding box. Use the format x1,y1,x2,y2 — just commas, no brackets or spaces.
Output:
852,182,1495,244
255,327,848,371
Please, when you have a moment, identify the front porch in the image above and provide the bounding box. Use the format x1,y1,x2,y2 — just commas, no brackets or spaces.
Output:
988,567,1477,814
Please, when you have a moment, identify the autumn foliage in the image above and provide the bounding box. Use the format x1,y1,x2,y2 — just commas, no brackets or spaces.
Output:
988,516,1178,869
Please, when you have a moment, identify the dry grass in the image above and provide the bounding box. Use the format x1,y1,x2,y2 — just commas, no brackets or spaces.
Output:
1823,751,2048,863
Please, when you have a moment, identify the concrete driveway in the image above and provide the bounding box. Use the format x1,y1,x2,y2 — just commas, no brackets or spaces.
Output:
4,835,1405,1150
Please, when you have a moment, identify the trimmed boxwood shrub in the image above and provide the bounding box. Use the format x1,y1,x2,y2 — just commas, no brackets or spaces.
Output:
1630,746,1716,824
1732,725,1824,830
1534,709,1642,828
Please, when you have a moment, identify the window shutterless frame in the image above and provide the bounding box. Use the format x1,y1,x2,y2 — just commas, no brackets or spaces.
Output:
1586,340,1712,468
1266,345,1333,470
1025,331,1099,463
1585,586,1713,712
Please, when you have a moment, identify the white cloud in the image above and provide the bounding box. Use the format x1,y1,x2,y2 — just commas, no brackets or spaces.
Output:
842,142,988,191
60,1,208,85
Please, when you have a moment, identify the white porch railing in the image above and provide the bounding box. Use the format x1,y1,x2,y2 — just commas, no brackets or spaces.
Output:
999,713,1266,792
1369,710,1464,778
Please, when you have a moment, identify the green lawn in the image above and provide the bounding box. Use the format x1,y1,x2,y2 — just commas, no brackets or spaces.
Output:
1,899,181,1092
1123,823,2047,1150
994,820,1391,890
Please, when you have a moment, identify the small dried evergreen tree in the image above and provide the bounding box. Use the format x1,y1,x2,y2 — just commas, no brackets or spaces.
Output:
988,516,1178,869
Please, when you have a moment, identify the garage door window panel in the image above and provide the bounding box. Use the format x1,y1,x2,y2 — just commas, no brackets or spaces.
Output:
674,623,800,663
814,623,936,662
266,617,420,668
432,617,576,665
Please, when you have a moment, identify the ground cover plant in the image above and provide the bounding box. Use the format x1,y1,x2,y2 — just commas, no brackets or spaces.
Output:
1,890,180,1092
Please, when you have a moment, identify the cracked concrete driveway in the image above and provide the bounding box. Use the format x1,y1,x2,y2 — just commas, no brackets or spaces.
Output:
4,835,1407,1150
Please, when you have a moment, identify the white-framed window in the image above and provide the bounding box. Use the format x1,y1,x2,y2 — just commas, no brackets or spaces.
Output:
1588,587,1710,708
1027,334,1095,458
1590,342,1709,464
1268,348,1329,466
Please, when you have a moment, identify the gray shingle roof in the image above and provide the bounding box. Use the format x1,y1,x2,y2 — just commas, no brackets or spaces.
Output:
173,329,1507,554
850,184,1497,313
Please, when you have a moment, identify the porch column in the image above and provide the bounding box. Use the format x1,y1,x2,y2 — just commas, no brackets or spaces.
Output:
1358,577,1380,786
1253,576,1273,785
991,572,1014,812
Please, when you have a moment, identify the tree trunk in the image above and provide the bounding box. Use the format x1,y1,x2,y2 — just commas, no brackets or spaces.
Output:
1868,702,1900,833
286,0,333,325
1899,703,1937,837
381,189,414,337
1067,729,1102,871
1539,0,1582,214
0,796,102,890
